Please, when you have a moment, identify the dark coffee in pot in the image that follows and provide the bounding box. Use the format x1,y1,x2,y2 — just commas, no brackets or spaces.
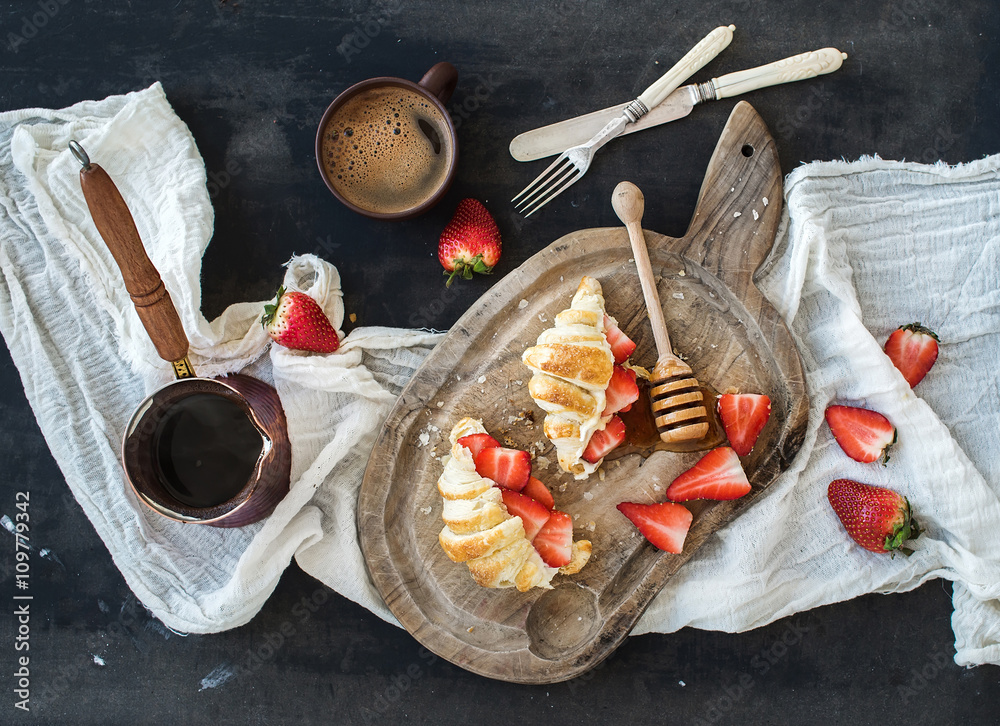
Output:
152,393,264,509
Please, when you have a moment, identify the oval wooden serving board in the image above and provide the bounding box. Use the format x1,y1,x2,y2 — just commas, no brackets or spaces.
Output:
359,102,808,683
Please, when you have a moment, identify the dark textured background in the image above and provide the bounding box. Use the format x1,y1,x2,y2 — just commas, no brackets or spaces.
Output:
1,1,998,723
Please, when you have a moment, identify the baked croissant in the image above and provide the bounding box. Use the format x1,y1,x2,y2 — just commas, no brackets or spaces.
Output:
437,418,591,591
522,276,615,478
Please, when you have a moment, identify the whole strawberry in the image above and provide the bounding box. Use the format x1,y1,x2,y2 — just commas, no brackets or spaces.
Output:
827,479,920,556
261,287,340,353
438,198,501,287
884,322,939,387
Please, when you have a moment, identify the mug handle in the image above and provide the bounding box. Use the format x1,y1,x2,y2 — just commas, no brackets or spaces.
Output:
419,62,458,105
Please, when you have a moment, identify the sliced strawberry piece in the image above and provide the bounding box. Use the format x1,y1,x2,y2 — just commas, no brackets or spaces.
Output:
456,433,500,460
717,393,771,456
603,314,636,364
665,447,751,501
532,510,573,567
602,365,640,417
825,405,897,465
474,446,531,491
500,489,551,541
617,501,693,554
884,322,939,388
522,476,555,510
581,415,627,464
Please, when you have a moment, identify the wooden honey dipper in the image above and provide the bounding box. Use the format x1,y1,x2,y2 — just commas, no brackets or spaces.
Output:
612,181,709,443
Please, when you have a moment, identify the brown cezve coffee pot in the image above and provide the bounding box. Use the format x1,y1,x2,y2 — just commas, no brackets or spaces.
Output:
70,141,290,528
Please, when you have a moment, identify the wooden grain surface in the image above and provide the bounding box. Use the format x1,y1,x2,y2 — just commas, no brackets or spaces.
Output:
80,162,190,365
359,102,808,683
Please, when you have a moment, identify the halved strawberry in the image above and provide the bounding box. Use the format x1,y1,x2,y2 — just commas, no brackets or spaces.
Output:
603,314,636,364
717,393,771,456
665,447,751,501
500,489,551,541
581,415,627,464
532,510,573,567
825,405,897,465
602,365,640,416
616,501,693,554
474,447,531,491
456,433,500,460
522,476,555,510
884,323,939,388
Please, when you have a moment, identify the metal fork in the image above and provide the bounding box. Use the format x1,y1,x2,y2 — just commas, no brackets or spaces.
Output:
512,24,735,217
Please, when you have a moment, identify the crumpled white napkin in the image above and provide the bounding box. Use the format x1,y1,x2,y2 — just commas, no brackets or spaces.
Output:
634,154,1000,668
0,84,441,633
1,84,998,666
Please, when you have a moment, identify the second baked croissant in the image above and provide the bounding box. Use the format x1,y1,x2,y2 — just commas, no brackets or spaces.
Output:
522,276,615,477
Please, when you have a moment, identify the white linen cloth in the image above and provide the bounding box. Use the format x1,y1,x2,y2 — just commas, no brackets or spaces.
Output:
0,85,997,666
636,153,1000,669
0,84,442,633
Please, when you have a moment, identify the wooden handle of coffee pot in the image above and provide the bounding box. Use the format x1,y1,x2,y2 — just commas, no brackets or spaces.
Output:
72,142,193,377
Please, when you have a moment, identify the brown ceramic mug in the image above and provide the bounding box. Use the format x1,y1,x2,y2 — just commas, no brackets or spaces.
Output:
316,62,458,220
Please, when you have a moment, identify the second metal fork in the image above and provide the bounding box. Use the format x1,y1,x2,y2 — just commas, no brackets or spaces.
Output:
512,24,735,217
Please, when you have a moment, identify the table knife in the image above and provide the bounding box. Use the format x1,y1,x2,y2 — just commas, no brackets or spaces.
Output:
509,47,847,162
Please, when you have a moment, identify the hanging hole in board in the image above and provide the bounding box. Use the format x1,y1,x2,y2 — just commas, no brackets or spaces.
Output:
741,144,754,158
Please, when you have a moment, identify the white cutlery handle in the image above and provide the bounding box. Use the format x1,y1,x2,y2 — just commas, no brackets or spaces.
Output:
637,25,735,111
711,47,847,100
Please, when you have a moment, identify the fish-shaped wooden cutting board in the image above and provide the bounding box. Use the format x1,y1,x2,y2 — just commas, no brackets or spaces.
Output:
359,101,808,683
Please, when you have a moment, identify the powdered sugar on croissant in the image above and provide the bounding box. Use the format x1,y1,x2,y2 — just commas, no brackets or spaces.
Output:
521,276,615,478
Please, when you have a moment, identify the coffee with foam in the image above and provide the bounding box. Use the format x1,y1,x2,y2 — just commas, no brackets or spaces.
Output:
320,85,453,215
